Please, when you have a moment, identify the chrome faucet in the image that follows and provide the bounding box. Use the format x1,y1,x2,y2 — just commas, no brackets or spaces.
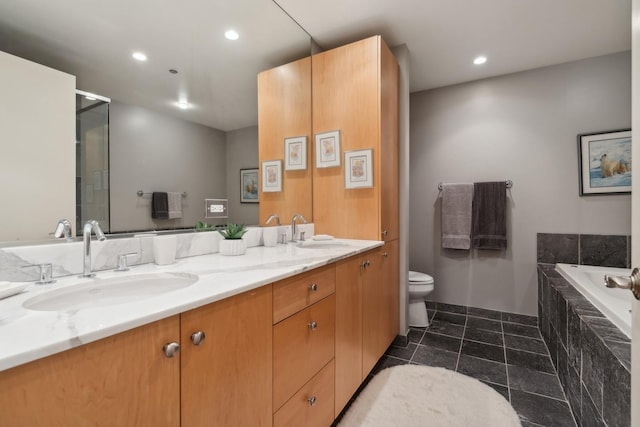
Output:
290,214,308,242
265,214,280,226
81,220,106,278
53,219,73,241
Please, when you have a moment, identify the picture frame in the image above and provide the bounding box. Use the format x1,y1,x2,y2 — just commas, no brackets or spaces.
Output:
344,148,373,189
240,168,259,203
315,130,341,168
578,129,632,195
261,160,282,193
284,136,307,171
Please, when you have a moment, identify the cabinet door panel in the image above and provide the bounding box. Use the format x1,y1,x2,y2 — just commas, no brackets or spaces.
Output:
362,251,385,376
273,360,335,427
273,294,335,411
0,316,180,427
181,285,273,427
334,255,364,416
381,240,400,347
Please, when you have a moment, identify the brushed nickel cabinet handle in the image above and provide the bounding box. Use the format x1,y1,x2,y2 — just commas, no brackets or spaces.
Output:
382,252,388,258
382,230,388,236
163,342,180,358
190,331,206,346
308,283,318,292
307,396,317,406
308,321,318,331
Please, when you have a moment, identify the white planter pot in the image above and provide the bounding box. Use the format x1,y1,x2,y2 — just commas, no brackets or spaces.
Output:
219,239,246,256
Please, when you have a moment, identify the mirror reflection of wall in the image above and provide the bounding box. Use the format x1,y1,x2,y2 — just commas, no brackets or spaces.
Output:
76,91,110,235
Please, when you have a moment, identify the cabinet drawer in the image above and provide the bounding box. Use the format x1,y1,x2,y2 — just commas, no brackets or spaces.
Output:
273,359,335,427
273,264,335,323
273,294,335,410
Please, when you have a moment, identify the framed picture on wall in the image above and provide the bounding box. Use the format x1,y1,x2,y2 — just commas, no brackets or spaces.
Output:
262,160,282,192
284,136,307,171
240,168,259,203
344,148,373,189
315,130,341,168
578,129,632,195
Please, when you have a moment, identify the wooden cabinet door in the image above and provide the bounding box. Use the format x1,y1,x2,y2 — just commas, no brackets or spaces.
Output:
334,254,364,416
362,249,385,376
181,285,273,427
381,240,400,348
0,316,181,427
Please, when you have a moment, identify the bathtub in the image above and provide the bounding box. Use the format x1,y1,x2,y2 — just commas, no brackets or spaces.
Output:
555,263,632,338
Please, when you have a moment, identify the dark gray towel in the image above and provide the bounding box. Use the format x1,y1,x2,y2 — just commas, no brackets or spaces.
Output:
152,192,169,219
472,181,507,250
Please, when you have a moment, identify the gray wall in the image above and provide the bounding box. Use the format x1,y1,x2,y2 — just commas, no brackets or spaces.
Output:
110,101,227,232
226,126,259,226
409,51,631,315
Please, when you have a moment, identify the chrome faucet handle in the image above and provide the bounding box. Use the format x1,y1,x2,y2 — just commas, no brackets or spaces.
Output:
265,214,281,226
22,263,56,285
115,252,138,272
52,219,73,242
299,231,306,242
604,268,640,300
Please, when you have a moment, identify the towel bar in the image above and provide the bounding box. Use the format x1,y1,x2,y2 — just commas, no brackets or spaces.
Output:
137,190,187,197
438,180,513,190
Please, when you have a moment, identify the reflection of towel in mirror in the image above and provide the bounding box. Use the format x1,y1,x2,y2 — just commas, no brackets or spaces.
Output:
152,192,169,219
168,192,183,219
441,183,473,250
472,182,507,250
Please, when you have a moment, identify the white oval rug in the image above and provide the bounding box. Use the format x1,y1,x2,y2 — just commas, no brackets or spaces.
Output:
338,365,521,427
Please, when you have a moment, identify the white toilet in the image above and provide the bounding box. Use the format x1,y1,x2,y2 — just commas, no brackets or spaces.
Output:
408,271,435,327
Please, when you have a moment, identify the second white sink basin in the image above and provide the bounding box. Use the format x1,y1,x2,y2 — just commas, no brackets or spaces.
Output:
297,240,349,250
22,272,198,312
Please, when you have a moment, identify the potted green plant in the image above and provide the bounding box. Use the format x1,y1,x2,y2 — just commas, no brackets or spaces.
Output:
218,222,248,256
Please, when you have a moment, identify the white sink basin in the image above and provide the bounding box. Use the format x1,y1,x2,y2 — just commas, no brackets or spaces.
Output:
297,241,349,250
22,272,198,311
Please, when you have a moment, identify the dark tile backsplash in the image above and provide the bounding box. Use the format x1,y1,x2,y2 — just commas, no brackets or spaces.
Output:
537,233,630,268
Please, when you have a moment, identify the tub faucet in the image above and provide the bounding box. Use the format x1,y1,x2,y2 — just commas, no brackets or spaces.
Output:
81,220,106,278
53,219,73,242
290,213,308,242
604,269,640,300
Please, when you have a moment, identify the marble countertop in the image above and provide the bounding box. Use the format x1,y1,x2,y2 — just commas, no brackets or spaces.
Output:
0,239,383,371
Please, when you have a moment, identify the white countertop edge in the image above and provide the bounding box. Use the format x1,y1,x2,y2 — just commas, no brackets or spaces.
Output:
0,239,383,371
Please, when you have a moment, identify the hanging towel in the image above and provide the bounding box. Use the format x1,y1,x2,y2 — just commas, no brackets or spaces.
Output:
168,192,183,219
471,181,507,250
441,183,474,250
151,192,169,219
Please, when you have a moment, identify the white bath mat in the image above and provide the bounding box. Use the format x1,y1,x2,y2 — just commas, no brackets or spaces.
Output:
339,365,521,427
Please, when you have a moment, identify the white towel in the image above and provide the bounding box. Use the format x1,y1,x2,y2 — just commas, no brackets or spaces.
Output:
441,183,473,250
168,192,183,219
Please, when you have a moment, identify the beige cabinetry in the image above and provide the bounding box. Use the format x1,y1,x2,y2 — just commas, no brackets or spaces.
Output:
258,57,312,223
181,285,273,427
272,266,336,426
335,242,399,417
0,316,181,426
312,35,398,242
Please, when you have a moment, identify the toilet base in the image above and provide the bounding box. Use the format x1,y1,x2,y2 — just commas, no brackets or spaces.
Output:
409,300,430,327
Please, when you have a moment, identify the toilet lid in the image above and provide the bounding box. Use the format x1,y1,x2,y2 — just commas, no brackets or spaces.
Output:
409,271,433,284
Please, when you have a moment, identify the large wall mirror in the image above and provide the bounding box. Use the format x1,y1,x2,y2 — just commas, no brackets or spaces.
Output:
0,0,311,244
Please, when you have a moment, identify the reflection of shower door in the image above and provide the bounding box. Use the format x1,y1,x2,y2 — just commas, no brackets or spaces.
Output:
76,91,110,235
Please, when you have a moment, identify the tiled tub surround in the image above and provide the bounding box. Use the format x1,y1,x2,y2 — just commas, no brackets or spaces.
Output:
362,303,576,427
537,233,630,269
538,264,631,427
0,232,370,372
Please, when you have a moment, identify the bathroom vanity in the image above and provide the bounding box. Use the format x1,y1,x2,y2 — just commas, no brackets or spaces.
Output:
0,238,398,426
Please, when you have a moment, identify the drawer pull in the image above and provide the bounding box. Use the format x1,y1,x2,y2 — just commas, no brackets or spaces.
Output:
162,342,180,358
307,396,317,407
382,252,388,258
308,283,318,292
190,331,206,346
365,260,371,267
382,230,388,236
308,321,318,331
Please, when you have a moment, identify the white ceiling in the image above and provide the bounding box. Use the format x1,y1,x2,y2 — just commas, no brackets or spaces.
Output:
0,0,631,131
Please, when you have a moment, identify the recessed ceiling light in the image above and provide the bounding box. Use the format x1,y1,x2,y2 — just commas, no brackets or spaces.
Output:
224,30,239,41
473,56,487,65
177,101,190,110
132,51,148,61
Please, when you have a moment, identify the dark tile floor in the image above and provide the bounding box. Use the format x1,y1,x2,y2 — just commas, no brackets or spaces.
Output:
368,303,577,427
